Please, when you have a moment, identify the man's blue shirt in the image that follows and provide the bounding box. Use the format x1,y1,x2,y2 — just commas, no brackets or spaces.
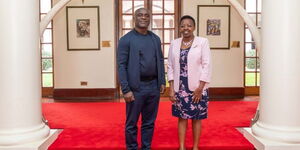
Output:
135,31,158,78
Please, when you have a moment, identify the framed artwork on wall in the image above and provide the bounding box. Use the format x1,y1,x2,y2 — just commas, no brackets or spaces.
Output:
197,5,230,49
66,6,100,51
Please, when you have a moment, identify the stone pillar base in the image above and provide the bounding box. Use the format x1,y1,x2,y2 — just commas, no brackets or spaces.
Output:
0,129,62,150
241,128,300,150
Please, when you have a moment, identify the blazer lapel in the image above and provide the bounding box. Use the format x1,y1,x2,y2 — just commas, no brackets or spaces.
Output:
175,38,182,56
190,37,199,52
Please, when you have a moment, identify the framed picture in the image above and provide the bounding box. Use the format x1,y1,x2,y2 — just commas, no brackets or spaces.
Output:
66,6,100,51
197,5,230,49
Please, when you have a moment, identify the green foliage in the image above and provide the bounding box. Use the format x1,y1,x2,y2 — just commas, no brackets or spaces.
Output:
246,59,256,69
42,74,53,87
42,59,52,71
246,73,255,86
245,72,260,86
246,49,256,57
42,50,52,57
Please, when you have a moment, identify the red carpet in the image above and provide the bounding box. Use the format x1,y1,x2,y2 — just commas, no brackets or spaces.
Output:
43,101,257,150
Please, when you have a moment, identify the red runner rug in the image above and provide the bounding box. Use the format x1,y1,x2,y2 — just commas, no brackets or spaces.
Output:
43,101,257,150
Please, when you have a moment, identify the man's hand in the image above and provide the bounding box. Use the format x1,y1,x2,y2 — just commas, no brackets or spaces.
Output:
123,91,135,102
160,85,166,94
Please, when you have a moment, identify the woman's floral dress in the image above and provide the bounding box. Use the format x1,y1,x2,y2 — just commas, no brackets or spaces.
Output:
172,47,209,120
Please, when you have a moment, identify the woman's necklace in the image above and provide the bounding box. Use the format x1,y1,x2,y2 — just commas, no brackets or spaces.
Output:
182,39,193,47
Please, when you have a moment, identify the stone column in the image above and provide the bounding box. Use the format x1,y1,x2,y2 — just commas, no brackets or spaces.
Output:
252,0,300,143
0,0,50,145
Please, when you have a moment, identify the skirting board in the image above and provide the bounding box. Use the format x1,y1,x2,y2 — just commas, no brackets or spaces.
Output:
53,88,117,100
209,87,244,99
53,87,244,100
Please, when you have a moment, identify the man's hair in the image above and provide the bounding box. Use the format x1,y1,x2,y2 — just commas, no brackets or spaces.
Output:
134,8,150,16
180,15,196,26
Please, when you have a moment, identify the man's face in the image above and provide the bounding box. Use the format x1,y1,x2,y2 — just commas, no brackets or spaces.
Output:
134,8,150,29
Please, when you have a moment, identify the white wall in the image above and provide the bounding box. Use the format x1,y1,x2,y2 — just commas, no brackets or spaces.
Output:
53,0,116,89
182,0,245,87
52,0,245,89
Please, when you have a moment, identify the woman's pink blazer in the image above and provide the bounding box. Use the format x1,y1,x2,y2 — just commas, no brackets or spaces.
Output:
167,37,212,92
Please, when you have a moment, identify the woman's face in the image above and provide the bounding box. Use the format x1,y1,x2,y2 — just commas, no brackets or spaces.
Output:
180,18,195,38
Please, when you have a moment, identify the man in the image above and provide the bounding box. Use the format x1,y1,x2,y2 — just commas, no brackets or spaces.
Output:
117,8,166,150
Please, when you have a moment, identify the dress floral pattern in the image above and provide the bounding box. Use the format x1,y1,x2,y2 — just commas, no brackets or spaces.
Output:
172,47,209,120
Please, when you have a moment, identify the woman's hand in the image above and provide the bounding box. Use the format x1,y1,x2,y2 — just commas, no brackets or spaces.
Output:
169,88,176,103
160,85,166,94
168,80,176,103
192,87,203,103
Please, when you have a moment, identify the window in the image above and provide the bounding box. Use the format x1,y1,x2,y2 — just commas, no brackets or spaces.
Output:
40,0,54,96
244,0,261,88
118,0,180,88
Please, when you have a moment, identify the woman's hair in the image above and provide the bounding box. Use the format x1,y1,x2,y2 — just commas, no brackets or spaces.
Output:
180,15,196,26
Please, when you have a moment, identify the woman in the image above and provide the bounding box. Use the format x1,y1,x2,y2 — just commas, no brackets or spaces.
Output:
167,15,211,150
